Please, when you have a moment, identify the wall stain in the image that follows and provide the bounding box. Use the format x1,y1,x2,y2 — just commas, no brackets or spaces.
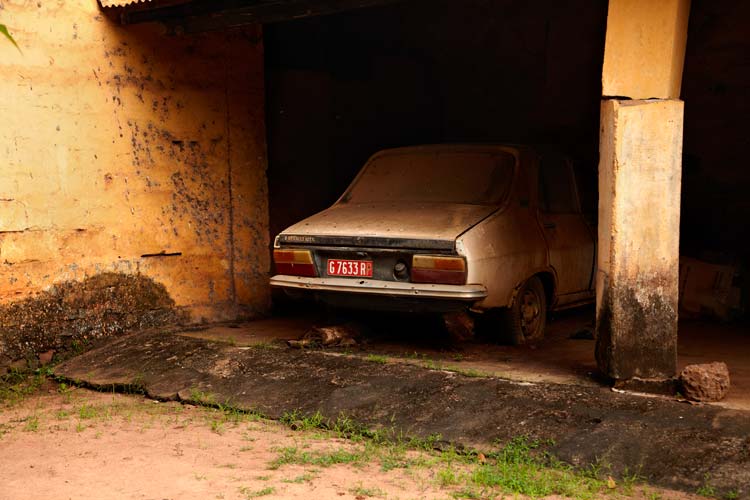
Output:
596,277,678,380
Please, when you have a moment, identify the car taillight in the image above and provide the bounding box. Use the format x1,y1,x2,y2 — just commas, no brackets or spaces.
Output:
273,249,317,277
411,255,467,285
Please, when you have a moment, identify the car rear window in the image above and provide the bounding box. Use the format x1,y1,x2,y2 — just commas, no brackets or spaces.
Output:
343,150,516,205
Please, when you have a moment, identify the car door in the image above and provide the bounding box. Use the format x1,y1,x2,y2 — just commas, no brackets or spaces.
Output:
537,153,596,303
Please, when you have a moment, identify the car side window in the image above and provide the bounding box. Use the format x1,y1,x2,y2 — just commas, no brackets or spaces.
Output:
538,155,578,214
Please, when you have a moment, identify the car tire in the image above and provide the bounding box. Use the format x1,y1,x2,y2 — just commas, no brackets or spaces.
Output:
500,276,547,345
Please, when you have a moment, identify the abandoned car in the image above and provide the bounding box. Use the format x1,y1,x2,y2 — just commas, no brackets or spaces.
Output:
271,144,596,343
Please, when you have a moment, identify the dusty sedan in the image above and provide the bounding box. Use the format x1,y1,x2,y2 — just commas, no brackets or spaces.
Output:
271,144,595,343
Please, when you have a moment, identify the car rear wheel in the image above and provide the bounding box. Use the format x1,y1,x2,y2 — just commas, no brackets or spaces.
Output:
500,276,547,345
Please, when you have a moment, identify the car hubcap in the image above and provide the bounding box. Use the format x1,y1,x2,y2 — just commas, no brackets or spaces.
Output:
520,289,541,338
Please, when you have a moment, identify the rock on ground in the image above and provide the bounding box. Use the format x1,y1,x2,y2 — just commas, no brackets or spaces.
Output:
679,362,731,402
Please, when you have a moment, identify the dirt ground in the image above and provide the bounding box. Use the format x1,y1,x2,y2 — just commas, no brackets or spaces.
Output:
52,327,750,498
0,383,709,500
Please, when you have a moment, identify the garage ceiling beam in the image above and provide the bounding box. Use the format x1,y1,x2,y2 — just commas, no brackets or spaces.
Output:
117,0,406,32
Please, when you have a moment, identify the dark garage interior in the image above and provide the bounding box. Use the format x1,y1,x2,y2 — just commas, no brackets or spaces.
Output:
263,0,749,405
265,0,607,240
266,0,749,275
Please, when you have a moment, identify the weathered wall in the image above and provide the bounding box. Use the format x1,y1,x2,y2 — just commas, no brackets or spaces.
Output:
0,1,270,344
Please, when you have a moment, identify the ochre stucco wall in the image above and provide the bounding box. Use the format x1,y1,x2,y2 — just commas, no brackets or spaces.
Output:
0,1,270,324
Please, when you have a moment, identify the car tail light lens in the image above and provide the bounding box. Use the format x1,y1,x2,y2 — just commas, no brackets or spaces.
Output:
411,255,467,285
273,249,317,277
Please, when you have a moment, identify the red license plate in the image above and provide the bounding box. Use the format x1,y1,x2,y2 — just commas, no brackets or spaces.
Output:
327,259,373,277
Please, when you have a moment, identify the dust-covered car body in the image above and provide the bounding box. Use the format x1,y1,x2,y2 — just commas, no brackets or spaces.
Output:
271,144,595,325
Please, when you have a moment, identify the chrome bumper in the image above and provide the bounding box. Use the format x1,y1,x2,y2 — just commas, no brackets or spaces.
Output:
270,275,487,301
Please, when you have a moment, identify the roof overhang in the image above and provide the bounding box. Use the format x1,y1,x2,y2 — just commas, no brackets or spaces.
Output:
99,0,405,32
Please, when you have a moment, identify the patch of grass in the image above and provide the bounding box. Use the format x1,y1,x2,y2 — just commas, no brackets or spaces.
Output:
645,490,663,500
239,486,275,498
78,404,98,420
437,466,462,487
210,419,225,435
422,358,443,370
269,445,365,470
281,410,326,431
445,366,485,378
282,472,317,484
189,388,216,405
22,415,40,432
460,436,606,499
696,473,717,497
620,466,645,495
364,354,388,364
348,483,385,497
451,486,482,499
0,368,47,406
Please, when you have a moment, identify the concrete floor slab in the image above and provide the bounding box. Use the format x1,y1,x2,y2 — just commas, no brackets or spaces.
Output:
182,310,750,410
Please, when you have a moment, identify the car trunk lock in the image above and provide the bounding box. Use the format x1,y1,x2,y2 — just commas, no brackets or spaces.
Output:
394,261,409,280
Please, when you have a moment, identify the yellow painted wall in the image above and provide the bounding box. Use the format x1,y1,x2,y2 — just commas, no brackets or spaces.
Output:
0,1,270,322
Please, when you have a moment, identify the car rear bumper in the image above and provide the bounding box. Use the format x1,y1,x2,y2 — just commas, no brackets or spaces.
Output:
270,275,487,312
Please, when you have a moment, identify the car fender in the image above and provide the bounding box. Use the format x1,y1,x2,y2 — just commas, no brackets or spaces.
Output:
506,267,558,310
457,207,549,310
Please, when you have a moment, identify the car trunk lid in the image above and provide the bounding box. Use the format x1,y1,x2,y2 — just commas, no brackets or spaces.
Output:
278,202,496,250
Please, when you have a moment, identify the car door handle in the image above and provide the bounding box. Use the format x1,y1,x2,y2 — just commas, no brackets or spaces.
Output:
544,222,556,229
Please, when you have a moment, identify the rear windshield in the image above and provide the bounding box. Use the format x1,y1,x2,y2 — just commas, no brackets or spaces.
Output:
342,150,516,205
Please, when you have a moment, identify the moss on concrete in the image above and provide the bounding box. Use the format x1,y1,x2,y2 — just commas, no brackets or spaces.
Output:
0,272,186,370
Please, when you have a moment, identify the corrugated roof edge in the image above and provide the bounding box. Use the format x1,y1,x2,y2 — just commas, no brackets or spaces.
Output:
98,0,154,8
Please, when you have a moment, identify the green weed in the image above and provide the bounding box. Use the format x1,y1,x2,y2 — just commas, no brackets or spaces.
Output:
269,446,364,470
364,354,388,364
696,473,717,497
0,368,46,406
78,404,98,420
239,486,275,498
348,483,385,497
282,473,317,484
22,415,40,432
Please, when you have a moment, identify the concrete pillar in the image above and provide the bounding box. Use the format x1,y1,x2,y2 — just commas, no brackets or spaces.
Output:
602,0,691,100
596,0,690,381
